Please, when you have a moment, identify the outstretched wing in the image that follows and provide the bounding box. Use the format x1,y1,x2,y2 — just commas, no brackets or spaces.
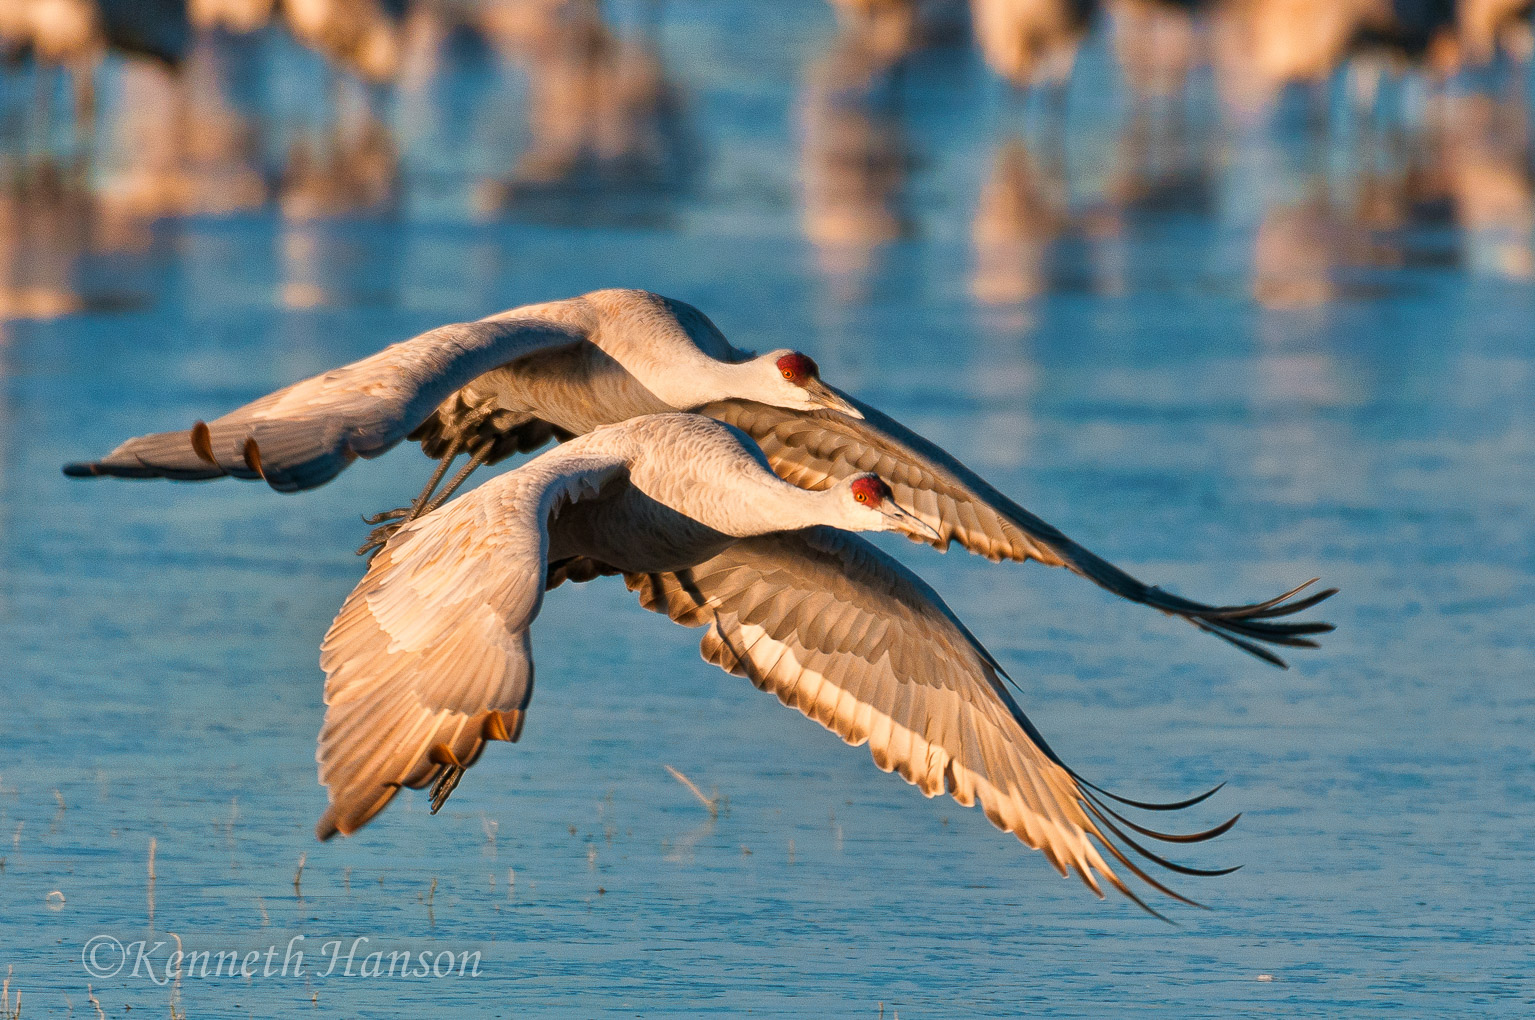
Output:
627,527,1238,914
704,397,1335,667
62,316,588,492
314,450,627,839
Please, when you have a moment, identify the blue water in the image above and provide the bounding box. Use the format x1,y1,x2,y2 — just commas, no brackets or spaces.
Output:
2,3,1534,1016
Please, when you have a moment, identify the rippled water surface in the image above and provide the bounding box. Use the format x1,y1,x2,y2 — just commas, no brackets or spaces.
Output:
2,2,1534,1016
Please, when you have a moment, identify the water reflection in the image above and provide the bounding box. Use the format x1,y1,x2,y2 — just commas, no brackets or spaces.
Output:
971,135,1067,305
280,103,397,220
971,107,1222,308
1437,92,1535,279
1108,0,1206,102
477,0,693,225
1244,97,1535,307
799,24,914,299
0,0,1530,318
970,0,1094,89
0,159,92,318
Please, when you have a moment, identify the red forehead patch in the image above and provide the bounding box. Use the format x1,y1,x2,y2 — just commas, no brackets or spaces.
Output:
776,352,819,385
850,475,891,507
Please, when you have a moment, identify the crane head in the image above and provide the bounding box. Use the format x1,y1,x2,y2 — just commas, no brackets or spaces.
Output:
748,350,863,419
842,474,940,542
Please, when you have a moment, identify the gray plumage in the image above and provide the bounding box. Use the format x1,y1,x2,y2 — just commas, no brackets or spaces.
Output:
315,413,1234,915
64,316,589,491
63,287,1334,663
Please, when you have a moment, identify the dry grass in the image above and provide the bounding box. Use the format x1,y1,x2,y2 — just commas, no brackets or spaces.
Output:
481,814,499,850
3,965,20,1020
663,766,719,818
147,837,157,928
423,877,438,927
169,933,186,1020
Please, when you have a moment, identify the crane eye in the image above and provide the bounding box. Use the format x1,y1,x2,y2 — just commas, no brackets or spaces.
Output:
776,352,817,385
855,492,866,502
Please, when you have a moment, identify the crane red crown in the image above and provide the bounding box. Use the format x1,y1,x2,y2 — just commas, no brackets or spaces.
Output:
776,352,819,385
850,475,891,507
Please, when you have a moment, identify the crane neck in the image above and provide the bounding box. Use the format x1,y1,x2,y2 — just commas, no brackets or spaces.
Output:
706,469,845,538
630,347,762,410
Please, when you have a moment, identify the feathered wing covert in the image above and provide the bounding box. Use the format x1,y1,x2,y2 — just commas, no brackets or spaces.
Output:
64,289,1334,666
314,449,628,838
706,397,1335,667
62,317,588,491
314,425,1237,909
625,527,1238,915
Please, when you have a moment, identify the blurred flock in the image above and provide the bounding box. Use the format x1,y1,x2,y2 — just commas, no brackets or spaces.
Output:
0,0,1532,321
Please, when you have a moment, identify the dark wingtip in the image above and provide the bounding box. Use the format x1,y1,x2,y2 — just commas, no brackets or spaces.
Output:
1086,791,1243,844
243,436,265,479
62,462,100,477
190,420,217,465
315,811,342,842
1075,777,1227,813
1136,576,1340,668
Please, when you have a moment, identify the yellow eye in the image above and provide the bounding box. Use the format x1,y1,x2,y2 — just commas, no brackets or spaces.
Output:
855,492,866,502
782,370,794,380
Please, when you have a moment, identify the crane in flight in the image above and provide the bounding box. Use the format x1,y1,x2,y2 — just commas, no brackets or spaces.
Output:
63,288,1334,665
315,413,1239,916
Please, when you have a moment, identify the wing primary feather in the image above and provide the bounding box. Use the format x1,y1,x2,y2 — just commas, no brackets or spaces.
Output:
1237,587,1340,621
1217,620,1333,641
1085,857,1175,924
1084,803,1241,881
709,398,1336,667
1188,579,1328,619
1083,810,1210,909
1080,788,1243,844
1189,621,1291,668
1069,776,1227,812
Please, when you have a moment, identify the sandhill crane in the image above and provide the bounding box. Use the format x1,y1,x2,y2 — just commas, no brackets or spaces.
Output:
824,0,969,58
63,288,1335,665
1458,0,1534,65
0,0,189,122
970,0,1098,91
0,0,189,67
187,0,274,35
1213,0,1461,114
316,412,1237,914
281,0,406,80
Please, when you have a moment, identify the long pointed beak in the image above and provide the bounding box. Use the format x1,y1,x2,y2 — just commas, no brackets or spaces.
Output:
880,500,942,543
804,379,864,419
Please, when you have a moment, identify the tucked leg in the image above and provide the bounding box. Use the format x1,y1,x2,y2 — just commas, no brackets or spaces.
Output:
356,441,470,556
